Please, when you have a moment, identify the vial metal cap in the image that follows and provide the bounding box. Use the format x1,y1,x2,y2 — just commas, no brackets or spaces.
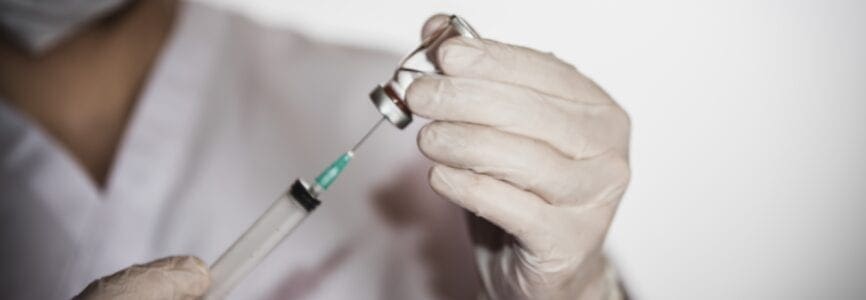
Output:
370,82,413,129
369,15,480,129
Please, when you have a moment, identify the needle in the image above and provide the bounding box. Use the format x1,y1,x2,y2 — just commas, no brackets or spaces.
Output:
351,117,385,152
311,117,387,196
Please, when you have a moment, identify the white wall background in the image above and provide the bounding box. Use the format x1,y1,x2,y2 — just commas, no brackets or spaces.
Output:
194,1,866,299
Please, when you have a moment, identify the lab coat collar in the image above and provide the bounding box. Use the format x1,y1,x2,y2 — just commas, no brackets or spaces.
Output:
0,1,229,244
102,1,228,208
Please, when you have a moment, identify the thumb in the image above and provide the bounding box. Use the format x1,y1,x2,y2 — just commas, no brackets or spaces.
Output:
418,14,468,72
75,256,211,300
420,14,452,41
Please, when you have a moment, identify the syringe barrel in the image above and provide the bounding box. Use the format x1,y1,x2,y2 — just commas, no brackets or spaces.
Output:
207,179,320,299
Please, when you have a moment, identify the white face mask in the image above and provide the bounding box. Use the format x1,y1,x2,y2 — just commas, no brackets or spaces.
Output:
0,0,131,54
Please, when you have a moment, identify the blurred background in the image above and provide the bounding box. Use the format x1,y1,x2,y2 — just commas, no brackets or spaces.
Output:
196,0,866,298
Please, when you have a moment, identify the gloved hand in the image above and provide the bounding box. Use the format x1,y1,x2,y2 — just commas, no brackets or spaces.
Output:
408,15,631,299
75,256,211,300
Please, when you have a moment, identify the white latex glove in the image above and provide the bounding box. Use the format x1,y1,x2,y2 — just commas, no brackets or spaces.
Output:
407,15,631,300
75,256,210,300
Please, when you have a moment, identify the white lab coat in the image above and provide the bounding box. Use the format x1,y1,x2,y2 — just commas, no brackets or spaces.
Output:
0,2,480,299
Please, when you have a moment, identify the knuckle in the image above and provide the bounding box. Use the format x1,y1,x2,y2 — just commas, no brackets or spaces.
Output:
612,156,631,187
598,103,631,131
610,103,632,133
601,154,631,200
566,154,631,205
617,110,632,142
586,104,631,155
621,107,632,132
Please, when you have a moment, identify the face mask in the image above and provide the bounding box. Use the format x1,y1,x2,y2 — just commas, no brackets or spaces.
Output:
0,0,131,54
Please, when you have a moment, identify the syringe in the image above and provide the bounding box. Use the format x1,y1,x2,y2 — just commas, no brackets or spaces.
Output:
206,117,385,298
309,117,384,196
207,14,479,298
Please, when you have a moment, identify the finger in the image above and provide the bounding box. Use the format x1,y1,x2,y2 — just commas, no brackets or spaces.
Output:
437,37,611,104
419,122,629,206
419,14,456,66
421,14,451,40
76,256,210,300
407,76,630,158
428,164,552,251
